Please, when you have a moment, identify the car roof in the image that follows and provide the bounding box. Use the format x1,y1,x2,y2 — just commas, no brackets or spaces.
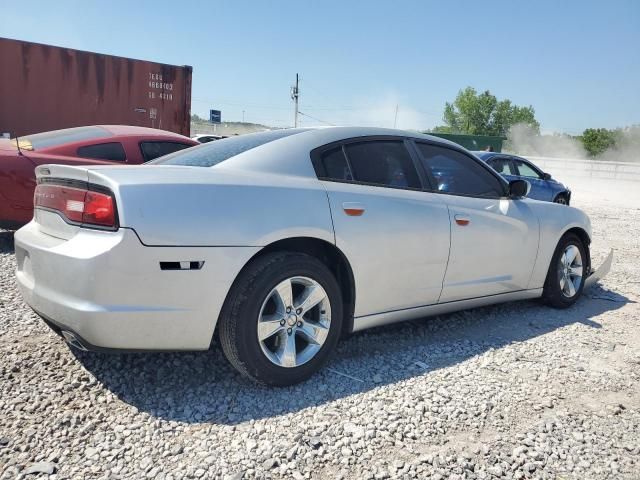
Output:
472,151,532,162
471,151,501,160
215,126,478,179
97,125,189,138
307,126,462,147
16,125,194,151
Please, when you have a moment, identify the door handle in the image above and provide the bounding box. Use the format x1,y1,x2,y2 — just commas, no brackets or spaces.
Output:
343,202,365,216
454,214,470,226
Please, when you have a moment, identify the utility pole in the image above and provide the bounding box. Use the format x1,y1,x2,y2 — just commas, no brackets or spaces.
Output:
393,104,399,128
242,110,245,123
291,73,300,127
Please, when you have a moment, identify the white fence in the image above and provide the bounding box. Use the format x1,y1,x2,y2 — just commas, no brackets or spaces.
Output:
526,156,640,182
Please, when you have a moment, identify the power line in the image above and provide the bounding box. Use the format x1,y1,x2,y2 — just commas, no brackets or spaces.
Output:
298,111,336,126
192,98,291,110
193,97,441,118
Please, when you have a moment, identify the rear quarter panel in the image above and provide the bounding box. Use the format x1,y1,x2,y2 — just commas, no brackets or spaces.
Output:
87,167,335,247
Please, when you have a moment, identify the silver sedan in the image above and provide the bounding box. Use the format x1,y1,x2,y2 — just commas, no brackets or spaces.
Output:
14,127,611,385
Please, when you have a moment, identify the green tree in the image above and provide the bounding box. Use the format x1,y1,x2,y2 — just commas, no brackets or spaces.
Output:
580,128,618,157
436,87,539,136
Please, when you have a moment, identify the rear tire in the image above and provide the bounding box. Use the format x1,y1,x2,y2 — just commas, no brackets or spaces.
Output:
541,233,587,309
218,252,343,386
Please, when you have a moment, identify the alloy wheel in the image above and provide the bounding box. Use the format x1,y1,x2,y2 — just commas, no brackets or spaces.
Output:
257,276,331,368
558,245,583,298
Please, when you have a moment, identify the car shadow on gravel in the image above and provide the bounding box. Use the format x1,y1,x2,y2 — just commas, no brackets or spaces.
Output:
71,285,631,425
0,230,15,254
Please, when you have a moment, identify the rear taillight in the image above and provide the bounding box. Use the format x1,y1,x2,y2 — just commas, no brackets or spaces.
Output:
34,184,117,229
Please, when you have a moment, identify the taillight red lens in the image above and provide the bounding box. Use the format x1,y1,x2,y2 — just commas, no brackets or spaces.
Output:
83,191,115,227
34,184,116,228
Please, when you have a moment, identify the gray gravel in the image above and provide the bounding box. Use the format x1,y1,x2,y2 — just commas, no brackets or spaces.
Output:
1,197,639,480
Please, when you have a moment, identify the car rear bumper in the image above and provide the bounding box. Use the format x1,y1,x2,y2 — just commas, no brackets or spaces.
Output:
14,221,259,350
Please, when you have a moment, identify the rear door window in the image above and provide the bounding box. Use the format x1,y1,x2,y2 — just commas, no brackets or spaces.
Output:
344,141,421,189
416,143,505,198
487,157,517,175
77,142,126,161
512,159,542,179
140,141,192,161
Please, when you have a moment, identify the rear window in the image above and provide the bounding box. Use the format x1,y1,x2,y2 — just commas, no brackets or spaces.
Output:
149,129,305,167
15,126,112,151
140,141,192,161
77,142,127,161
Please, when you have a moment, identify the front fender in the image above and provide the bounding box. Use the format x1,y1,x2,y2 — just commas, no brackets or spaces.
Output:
527,203,592,289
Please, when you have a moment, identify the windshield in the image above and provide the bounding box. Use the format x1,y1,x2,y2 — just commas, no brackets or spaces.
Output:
13,126,112,151
148,129,307,167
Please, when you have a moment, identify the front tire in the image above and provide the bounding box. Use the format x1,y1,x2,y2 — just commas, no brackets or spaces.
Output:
554,194,569,205
541,233,587,308
218,252,343,386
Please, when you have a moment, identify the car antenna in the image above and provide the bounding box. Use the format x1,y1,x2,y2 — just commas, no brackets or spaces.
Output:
15,135,23,156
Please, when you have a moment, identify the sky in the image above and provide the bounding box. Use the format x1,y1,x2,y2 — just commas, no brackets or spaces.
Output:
1,0,639,133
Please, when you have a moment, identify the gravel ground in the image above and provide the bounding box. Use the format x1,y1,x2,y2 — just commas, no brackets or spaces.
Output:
1,193,639,480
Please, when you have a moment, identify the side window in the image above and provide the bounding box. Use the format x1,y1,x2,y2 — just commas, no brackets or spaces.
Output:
487,157,517,175
140,142,192,161
77,142,126,161
318,147,353,181
513,159,542,179
416,143,505,198
344,141,420,189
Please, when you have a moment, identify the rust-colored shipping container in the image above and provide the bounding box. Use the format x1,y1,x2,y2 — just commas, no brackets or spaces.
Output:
0,37,192,137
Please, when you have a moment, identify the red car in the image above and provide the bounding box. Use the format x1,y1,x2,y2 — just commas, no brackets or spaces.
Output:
0,125,198,229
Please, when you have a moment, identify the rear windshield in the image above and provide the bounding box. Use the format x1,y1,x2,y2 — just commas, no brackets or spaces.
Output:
148,129,305,167
14,126,112,151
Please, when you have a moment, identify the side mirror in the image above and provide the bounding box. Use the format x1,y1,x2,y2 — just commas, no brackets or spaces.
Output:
542,172,552,180
509,179,531,198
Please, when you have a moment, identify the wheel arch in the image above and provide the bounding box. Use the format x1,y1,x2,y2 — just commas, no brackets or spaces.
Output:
561,226,591,273
214,236,356,344
553,189,571,203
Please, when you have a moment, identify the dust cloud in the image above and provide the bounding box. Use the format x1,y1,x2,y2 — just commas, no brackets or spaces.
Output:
505,124,640,163
505,124,587,159
504,124,640,208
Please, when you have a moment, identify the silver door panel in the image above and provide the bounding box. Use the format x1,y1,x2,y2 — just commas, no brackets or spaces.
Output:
439,196,539,302
323,181,451,317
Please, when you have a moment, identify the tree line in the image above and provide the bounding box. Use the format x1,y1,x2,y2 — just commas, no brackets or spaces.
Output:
431,87,632,158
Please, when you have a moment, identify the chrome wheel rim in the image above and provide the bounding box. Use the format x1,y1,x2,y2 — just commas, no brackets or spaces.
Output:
558,245,583,298
257,276,331,368
555,196,567,205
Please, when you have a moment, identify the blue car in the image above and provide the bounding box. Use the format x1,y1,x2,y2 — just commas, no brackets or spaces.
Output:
473,152,571,205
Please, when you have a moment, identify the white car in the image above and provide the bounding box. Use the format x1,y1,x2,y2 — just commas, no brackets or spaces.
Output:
191,134,226,143
14,127,611,386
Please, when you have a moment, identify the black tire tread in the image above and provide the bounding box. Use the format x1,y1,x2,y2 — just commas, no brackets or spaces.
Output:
218,251,342,386
541,233,586,309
